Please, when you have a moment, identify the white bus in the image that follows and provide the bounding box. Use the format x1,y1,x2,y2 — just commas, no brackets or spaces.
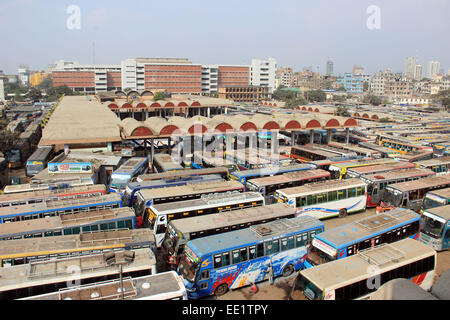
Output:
291,238,437,300
274,178,367,219
147,191,265,247
21,271,187,300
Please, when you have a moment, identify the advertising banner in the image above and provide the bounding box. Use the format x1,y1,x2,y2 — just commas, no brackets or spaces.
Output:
48,162,92,174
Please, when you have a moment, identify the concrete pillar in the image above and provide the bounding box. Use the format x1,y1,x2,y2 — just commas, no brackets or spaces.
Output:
310,130,314,145
207,107,211,118
271,131,279,155
150,138,154,170
326,129,332,144
346,128,350,144
291,132,295,146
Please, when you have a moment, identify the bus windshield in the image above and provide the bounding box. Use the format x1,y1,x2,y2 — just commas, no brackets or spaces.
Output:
178,250,199,283
423,197,446,210
133,192,146,217
384,188,403,207
295,274,323,300
306,244,336,265
110,174,131,189
421,215,445,238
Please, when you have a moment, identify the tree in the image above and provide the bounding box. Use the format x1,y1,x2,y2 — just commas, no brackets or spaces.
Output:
272,88,296,101
37,76,52,90
285,96,307,109
0,130,19,154
26,88,42,101
335,106,350,117
305,90,326,102
153,91,166,101
379,117,390,122
363,94,382,106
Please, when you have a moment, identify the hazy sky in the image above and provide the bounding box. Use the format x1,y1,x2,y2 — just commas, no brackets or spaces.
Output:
1,0,449,75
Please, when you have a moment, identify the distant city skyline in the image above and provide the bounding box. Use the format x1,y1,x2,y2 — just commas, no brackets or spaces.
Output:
1,0,449,75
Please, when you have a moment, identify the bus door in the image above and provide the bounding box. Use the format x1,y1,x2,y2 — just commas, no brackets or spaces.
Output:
197,259,213,295
155,215,168,246
443,223,450,250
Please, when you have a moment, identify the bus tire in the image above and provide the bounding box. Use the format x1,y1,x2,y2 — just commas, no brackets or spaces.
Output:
214,283,229,296
339,209,347,218
282,265,294,277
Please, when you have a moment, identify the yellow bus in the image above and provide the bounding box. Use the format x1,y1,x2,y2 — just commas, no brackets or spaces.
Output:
327,158,397,179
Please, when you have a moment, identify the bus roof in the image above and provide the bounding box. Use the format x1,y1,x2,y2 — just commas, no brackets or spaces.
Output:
386,175,450,193
414,156,450,167
153,154,183,171
426,187,450,200
423,204,450,221
276,178,366,197
0,193,122,218
0,248,156,296
127,174,222,190
150,191,263,214
299,238,435,291
27,146,53,162
347,162,415,175
246,169,330,188
360,168,435,183
369,278,438,300
22,270,182,301
0,184,106,203
231,164,312,178
193,152,235,166
327,142,379,155
113,157,148,175
314,208,419,249
0,207,135,237
329,158,397,169
187,216,324,256
291,145,342,158
137,167,229,181
0,229,154,257
170,203,296,234
138,180,243,199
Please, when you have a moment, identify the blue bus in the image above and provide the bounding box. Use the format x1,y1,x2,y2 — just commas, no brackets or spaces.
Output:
0,193,123,224
109,157,150,195
304,207,421,269
229,163,313,188
123,174,223,207
178,216,324,298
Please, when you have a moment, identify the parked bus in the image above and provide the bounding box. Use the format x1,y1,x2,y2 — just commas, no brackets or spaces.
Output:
161,203,297,269
225,150,271,170
378,136,433,154
136,167,229,182
420,205,450,251
422,187,450,210
326,142,382,159
290,145,342,163
384,175,450,212
248,148,294,167
152,154,184,173
415,156,450,175
307,154,366,171
148,191,265,247
395,150,434,163
109,157,150,194
178,216,324,298
0,184,107,208
25,146,54,177
361,168,436,207
0,207,136,240
274,178,367,219
0,193,122,224
191,151,239,174
291,238,436,300
358,141,402,158
246,169,331,200
0,228,154,267
2,179,94,194
4,248,157,300
21,271,186,301
230,163,313,187
345,161,416,179
304,208,420,269
5,138,31,169
123,174,223,207
328,158,397,179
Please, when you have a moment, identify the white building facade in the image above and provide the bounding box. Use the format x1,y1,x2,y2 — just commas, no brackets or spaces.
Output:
251,58,277,93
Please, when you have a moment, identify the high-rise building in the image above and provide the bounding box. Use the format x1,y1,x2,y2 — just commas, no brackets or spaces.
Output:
250,58,277,93
413,65,423,81
428,61,440,79
326,59,333,76
404,57,416,79
17,65,30,86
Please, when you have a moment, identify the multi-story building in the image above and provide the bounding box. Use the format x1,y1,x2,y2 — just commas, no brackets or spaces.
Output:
30,71,48,86
384,74,413,99
250,58,277,93
218,85,269,103
428,61,440,79
352,65,365,77
414,64,423,81
275,67,293,88
326,59,333,76
18,65,30,86
404,57,417,79
0,71,6,102
337,73,364,93
290,70,321,91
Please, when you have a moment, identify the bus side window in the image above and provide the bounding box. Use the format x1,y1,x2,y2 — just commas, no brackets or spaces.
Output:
200,269,210,280
328,191,337,202
309,230,316,241
248,246,256,260
231,250,241,264
356,187,364,196
256,243,264,258
348,188,356,198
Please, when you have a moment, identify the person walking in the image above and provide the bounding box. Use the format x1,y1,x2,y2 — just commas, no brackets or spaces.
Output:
267,262,274,285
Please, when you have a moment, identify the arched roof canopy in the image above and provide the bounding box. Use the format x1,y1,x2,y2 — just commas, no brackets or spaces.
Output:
108,103,119,109
191,101,201,107
131,126,153,136
140,90,153,97
119,101,133,109
344,118,358,127
127,90,139,97
240,122,258,132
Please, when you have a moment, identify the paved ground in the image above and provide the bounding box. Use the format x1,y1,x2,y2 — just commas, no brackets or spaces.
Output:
213,208,450,300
